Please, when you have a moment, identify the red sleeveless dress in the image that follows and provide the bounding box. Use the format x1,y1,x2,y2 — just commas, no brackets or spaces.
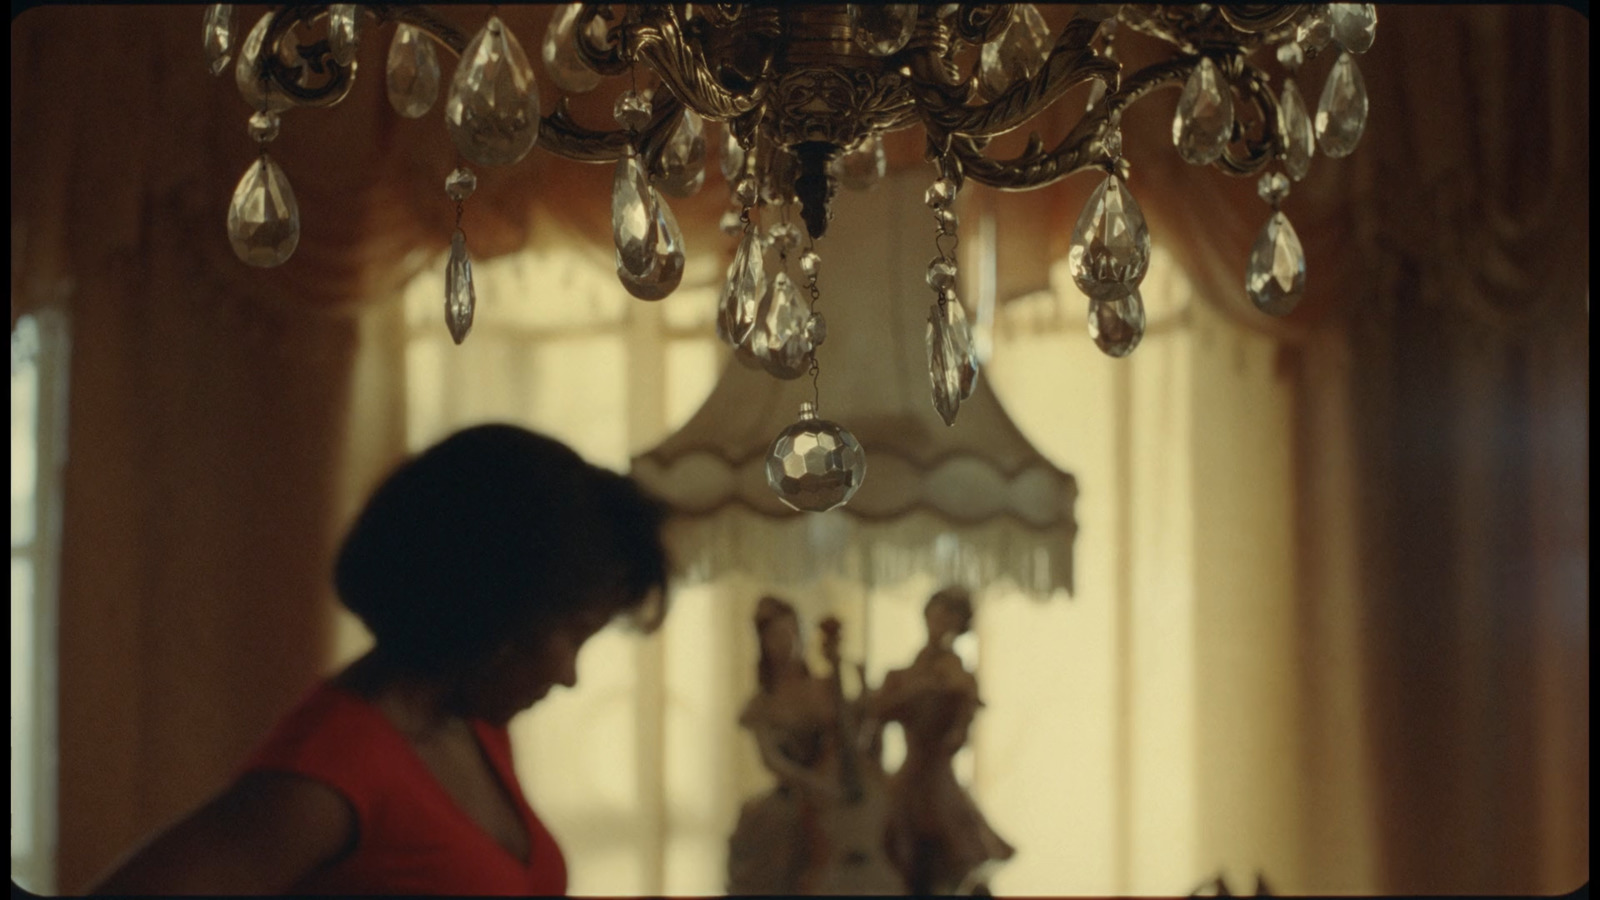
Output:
241,682,568,895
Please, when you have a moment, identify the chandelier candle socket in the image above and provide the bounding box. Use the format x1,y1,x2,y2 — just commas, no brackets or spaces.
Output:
211,3,1376,511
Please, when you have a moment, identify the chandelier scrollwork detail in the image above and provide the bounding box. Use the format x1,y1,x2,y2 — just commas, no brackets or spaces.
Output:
207,2,1375,510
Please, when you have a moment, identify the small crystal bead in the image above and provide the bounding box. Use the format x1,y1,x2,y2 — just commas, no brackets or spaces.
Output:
925,178,958,208
720,209,744,236
935,207,959,233
799,249,821,280
733,176,758,207
613,89,653,131
247,110,280,144
806,311,827,347
1297,8,1333,55
1103,125,1124,159
1257,172,1290,206
927,258,958,291
445,167,478,201
1276,40,1304,71
769,221,801,253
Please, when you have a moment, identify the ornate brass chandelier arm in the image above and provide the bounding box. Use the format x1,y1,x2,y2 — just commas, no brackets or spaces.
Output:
1118,4,1303,55
919,17,1117,141
536,89,684,166
951,56,1204,192
255,6,356,107
950,4,1017,46
1215,60,1283,176
573,4,633,77
538,101,633,163
949,111,1120,192
367,5,471,54
628,5,764,122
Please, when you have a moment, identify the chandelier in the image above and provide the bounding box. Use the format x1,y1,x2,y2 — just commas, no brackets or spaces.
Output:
207,3,1375,511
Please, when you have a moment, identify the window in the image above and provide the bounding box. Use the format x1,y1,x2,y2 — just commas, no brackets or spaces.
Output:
11,311,68,894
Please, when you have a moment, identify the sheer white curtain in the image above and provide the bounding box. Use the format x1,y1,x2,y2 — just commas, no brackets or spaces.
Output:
343,220,1313,894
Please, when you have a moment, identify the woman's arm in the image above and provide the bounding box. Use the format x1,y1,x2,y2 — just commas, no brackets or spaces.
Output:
89,770,356,895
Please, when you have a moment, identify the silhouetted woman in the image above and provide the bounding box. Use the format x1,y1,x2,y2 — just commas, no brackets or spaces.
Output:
92,424,669,895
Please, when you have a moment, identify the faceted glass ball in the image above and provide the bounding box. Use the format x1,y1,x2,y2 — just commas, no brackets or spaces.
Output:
765,416,867,512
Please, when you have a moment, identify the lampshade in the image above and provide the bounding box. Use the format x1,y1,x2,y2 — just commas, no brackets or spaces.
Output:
632,169,1077,596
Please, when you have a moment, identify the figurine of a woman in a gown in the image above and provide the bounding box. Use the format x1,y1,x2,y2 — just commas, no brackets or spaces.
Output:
870,586,1015,895
726,596,840,895
727,597,904,895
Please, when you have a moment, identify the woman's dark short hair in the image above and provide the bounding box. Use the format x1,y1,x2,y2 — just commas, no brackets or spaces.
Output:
334,424,670,673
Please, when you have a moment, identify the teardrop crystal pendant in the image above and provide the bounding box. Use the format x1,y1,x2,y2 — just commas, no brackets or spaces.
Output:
978,3,1051,99
754,272,812,379
836,133,887,191
326,5,360,66
1173,56,1234,166
445,229,476,344
926,297,980,426
657,110,707,198
850,4,918,56
721,129,747,184
1278,77,1315,181
766,401,867,513
227,153,300,267
1087,288,1146,358
1246,211,1307,316
1327,3,1377,54
1068,173,1151,301
542,2,604,94
1315,52,1368,158
446,15,541,167
612,152,656,271
203,5,235,76
618,191,686,302
719,227,766,347
387,24,441,118
235,11,294,113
